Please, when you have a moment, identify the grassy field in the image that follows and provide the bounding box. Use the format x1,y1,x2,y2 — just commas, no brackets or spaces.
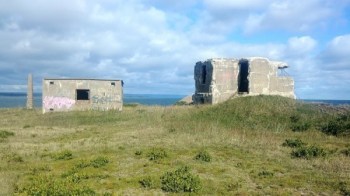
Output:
0,95,349,195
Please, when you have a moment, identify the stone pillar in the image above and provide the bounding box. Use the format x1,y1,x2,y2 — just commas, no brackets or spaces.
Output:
26,73,33,109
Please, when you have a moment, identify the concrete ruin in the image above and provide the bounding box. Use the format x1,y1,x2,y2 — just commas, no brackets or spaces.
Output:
42,78,123,113
26,73,34,109
193,57,295,104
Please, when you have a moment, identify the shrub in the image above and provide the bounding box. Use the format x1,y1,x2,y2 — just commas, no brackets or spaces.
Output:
291,122,311,132
161,166,201,193
148,148,168,161
290,115,300,123
341,148,350,157
339,182,350,196
17,175,95,195
135,150,142,156
139,176,155,188
282,139,306,148
258,170,274,177
291,146,327,159
5,153,24,163
289,114,311,132
0,130,15,139
90,156,109,168
194,150,212,162
51,150,73,160
174,101,187,106
75,160,91,169
123,103,139,107
321,113,350,136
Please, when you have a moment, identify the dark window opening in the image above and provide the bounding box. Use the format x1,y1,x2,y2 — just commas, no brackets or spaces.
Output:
76,89,90,100
238,60,249,93
200,97,205,104
202,65,207,84
50,81,54,85
111,82,115,86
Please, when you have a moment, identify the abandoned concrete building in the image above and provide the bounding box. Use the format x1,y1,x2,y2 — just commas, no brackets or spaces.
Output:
42,78,123,113
193,57,295,104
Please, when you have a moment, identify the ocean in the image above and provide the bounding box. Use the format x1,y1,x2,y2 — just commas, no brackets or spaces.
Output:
0,92,349,108
0,92,185,108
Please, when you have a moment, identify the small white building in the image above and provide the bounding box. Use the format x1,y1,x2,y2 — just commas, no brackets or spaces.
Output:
42,78,123,113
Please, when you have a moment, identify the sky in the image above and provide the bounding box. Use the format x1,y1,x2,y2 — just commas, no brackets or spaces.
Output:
0,0,350,99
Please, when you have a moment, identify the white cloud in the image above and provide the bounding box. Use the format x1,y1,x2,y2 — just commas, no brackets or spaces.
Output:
286,36,317,57
0,0,349,99
318,34,350,70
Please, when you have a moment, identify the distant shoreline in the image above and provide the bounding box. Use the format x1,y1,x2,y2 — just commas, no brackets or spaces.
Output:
0,92,186,108
0,92,349,108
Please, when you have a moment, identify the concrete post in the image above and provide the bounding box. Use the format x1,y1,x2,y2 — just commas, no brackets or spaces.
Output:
26,73,33,109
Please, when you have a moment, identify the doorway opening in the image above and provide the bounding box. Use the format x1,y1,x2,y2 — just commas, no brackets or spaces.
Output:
202,65,207,84
238,59,249,93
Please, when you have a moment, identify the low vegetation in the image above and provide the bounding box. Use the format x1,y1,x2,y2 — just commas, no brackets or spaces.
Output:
0,95,349,195
194,150,212,162
161,166,201,193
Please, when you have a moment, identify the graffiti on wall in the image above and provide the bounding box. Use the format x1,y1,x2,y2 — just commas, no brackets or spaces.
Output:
91,95,121,110
91,95,121,104
43,96,76,109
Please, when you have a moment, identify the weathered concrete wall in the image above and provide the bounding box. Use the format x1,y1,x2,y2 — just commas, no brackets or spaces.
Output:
248,57,276,95
193,58,239,104
193,57,296,104
211,59,239,104
42,79,123,113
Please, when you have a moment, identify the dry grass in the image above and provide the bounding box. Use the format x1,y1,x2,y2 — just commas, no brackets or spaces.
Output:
0,96,349,195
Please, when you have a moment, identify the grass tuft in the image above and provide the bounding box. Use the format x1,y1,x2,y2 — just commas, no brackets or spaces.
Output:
0,130,15,139
194,150,212,162
51,150,73,160
282,139,306,148
147,148,168,161
90,156,109,168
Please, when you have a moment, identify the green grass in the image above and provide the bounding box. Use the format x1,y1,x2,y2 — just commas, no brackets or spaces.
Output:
0,96,349,195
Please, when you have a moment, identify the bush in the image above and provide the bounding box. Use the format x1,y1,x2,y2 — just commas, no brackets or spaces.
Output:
258,170,274,177
339,182,350,196
161,166,201,193
282,139,306,148
73,157,109,170
75,160,91,169
51,150,73,160
289,114,311,132
135,150,142,156
139,176,155,188
321,113,350,136
90,157,109,168
290,115,300,123
174,101,187,106
341,148,350,157
17,175,95,195
291,146,327,159
5,153,24,163
148,148,168,161
0,130,15,139
194,150,212,162
291,122,311,132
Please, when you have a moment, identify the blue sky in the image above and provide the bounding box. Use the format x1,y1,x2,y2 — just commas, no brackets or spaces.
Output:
0,0,349,99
